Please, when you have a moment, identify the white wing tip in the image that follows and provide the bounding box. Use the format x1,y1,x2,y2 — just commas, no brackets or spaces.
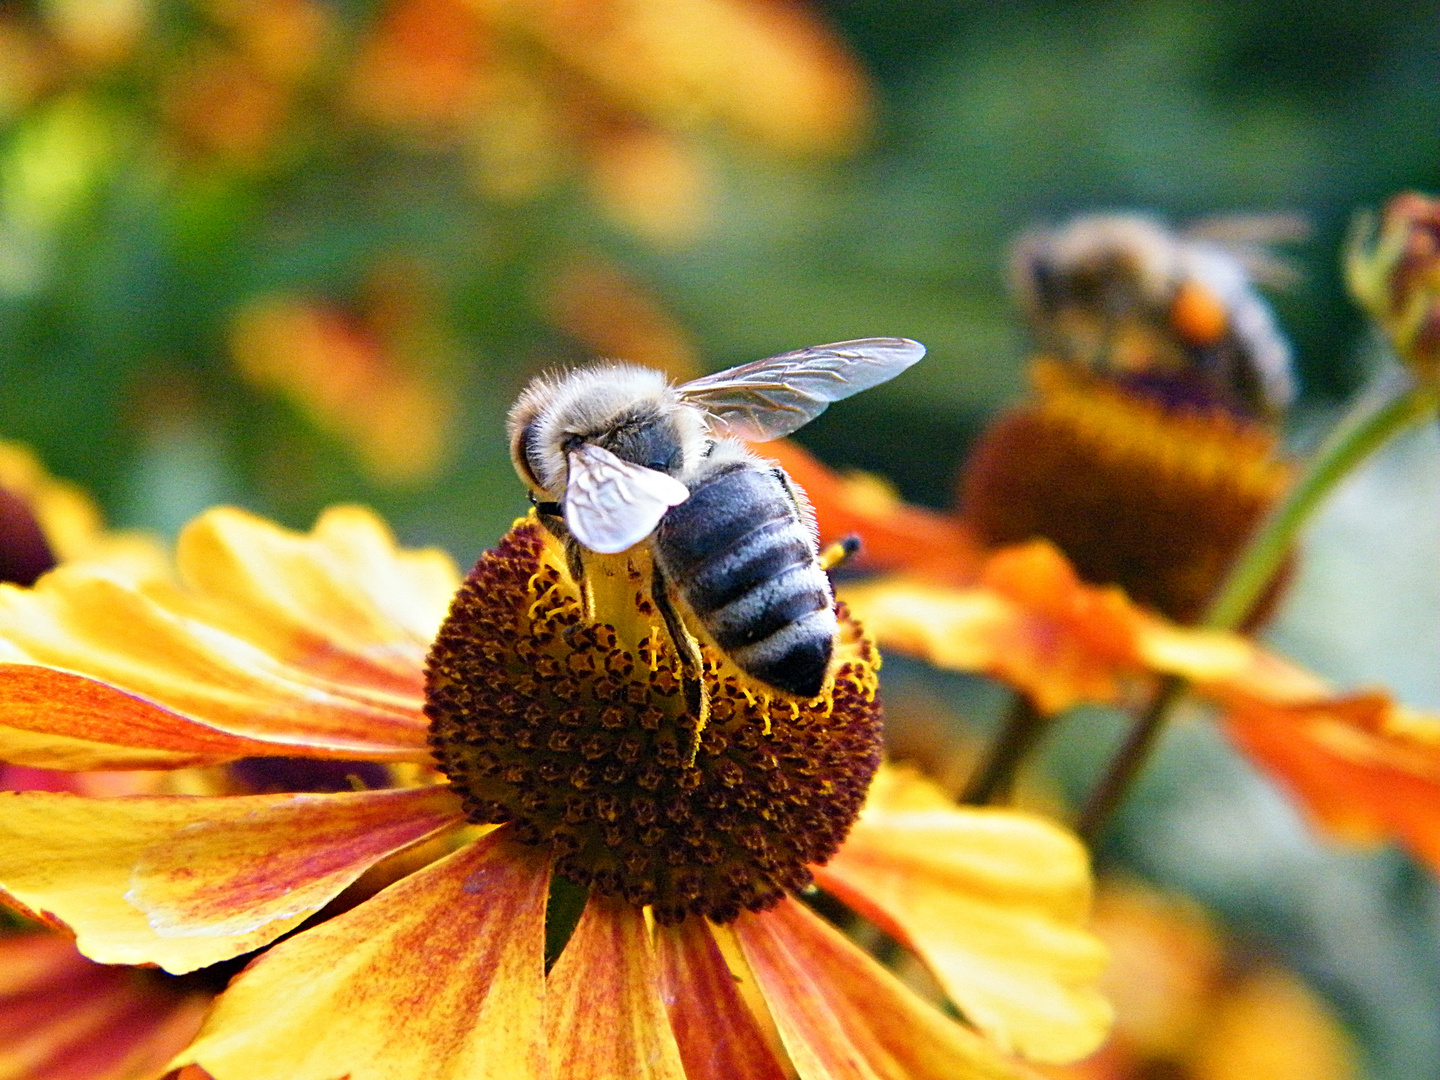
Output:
889,337,926,365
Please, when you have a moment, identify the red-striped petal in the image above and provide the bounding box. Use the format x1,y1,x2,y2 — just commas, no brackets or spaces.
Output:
734,896,1031,1080
0,785,464,973
0,506,461,769
546,895,687,1080
176,827,548,1080
0,932,211,1080
655,917,788,1080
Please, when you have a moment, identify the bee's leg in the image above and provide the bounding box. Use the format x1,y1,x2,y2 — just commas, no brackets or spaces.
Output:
562,536,595,623
819,535,862,572
651,562,709,766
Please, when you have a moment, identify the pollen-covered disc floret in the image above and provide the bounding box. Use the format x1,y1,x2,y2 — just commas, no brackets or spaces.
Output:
960,358,1293,624
424,518,882,923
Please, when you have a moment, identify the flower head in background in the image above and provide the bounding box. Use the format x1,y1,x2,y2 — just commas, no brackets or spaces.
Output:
0,504,1111,1079
0,440,165,587
1042,881,1356,1080
1347,191,1440,384
977,213,1299,626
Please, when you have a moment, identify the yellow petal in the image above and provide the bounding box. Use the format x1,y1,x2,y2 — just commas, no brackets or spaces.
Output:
546,895,687,1080
0,510,449,763
175,505,458,686
812,770,1111,1064
734,896,1031,1080
0,786,463,973
176,827,549,1080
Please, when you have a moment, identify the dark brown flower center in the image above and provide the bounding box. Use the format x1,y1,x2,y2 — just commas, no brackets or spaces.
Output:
960,359,1293,624
424,519,882,923
0,486,56,587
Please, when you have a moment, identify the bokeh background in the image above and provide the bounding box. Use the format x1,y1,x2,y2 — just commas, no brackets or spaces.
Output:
0,1,1435,1077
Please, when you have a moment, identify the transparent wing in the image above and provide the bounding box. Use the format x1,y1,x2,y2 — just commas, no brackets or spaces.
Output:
1182,214,1310,289
564,443,690,554
677,337,926,441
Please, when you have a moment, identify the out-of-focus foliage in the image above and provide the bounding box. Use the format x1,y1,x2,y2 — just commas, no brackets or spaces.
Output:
0,2,1435,1077
0,0,1433,548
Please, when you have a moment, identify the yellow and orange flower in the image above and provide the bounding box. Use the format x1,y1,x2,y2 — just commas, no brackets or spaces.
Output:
765,438,1440,875
1044,882,1356,1080
0,504,1112,1079
348,0,869,242
0,439,166,588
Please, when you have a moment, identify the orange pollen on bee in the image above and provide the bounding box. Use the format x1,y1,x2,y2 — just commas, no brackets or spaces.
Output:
1169,280,1229,346
422,516,883,923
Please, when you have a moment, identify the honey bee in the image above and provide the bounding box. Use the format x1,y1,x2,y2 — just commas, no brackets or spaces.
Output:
1010,213,1300,418
508,338,924,700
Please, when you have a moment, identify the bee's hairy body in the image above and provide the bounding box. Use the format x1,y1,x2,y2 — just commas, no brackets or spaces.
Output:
506,337,924,707
1011,213,1295,419
510,365,836,698
655,456,835,698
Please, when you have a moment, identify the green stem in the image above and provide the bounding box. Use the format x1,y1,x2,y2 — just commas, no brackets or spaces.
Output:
960,693,1050,806
1077,676,1186,843
1080,373,1436,844
1204,375,1439,631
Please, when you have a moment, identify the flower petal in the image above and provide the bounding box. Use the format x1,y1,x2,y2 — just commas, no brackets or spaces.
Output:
0,665,299,770
175,505,457,688
733,896,1031,1080
0,931,211,1080
758,440,984,584
1223,694,1440,873
840,541,1143,715
175,827,549,1080
0,508,456,764
655,917,788,1080
0,785,464,973
546,895,687,1080
811,771,1111,1063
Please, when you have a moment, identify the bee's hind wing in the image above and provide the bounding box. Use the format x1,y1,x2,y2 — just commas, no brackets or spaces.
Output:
677,337,925,441
564,443,690,554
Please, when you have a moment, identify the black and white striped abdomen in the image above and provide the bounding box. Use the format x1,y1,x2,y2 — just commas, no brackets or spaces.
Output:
654,462,836,698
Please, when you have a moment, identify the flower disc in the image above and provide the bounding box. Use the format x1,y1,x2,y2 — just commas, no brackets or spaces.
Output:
960,359,1292,624
425,519,882,922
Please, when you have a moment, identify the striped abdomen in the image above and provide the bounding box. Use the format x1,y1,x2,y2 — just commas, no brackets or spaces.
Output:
654,462,836,697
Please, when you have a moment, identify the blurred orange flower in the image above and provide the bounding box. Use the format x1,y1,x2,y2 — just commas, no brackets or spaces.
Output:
230,265,456,485
772,438,1440,874
542,253,702,381
1044,882,1355,1080
0,504,1111,1078
349,0,869,241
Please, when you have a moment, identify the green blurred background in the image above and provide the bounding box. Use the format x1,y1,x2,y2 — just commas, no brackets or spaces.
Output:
0,1,1435,1077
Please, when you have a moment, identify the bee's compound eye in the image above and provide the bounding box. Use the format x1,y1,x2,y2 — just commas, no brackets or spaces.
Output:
517,422,546,487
